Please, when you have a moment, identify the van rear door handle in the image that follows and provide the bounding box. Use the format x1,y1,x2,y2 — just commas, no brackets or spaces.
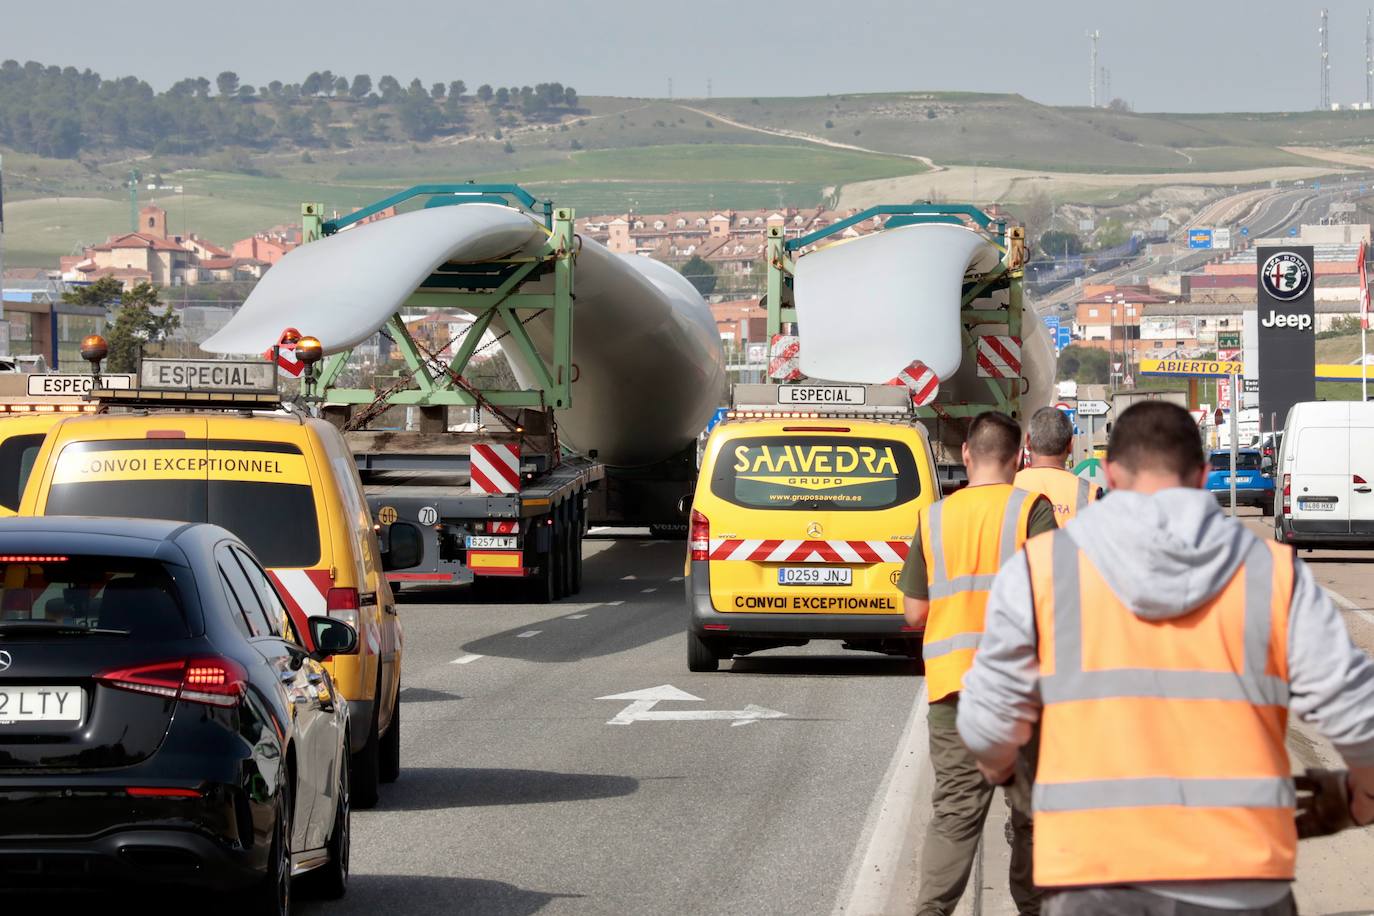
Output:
1355,486,1372,494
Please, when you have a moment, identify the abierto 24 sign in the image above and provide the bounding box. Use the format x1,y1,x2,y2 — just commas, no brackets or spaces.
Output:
1139,358,1244,378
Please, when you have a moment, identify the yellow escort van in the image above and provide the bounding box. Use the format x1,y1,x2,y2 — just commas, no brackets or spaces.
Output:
685,384,938,671
20,409,410,807
0,412,77,516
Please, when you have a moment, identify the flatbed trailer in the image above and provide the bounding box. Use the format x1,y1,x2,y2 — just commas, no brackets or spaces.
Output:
285,184,641,601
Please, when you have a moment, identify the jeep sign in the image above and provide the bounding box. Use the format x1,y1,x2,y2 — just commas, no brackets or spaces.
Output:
1256,245,1315,428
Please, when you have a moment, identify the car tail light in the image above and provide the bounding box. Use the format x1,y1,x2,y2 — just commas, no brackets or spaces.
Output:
1282,474,1291,516
126,786,202,798
0,555,69,562
326,587,360,630
98,657,247,708
486,520,519,535
1356,475,1369,485
690,509,710,561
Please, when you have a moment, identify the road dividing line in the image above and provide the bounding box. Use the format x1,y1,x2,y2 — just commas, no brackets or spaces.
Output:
670,576,684,582
621,575,638,580
566,614,588,620
641,587,658,594
450,654,484,665
1324,585,1374,628
516,630,542,638
834,683,930,916
608,600,625,606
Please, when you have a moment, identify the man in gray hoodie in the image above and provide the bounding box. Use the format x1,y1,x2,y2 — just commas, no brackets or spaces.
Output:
958,401,1374,915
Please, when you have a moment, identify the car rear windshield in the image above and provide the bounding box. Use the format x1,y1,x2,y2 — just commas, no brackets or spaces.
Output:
711,435,920,511
0,556,191,637
43,439,321,568
1212,453,1262,471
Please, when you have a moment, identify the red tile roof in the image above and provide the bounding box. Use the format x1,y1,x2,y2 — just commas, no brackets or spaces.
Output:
90,232,187,254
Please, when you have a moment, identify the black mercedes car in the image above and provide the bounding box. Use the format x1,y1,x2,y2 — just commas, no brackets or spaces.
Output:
0,517,356,914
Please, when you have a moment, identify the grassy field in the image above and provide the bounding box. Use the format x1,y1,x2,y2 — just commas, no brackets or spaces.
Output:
8,88,1374,267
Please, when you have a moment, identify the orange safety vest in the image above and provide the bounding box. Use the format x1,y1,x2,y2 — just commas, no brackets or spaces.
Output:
1014,466,1097,523
1025,530,1297,888
919,484,1038,702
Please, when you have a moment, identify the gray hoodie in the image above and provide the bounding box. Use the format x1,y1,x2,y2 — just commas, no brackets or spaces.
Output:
958,487,1374,909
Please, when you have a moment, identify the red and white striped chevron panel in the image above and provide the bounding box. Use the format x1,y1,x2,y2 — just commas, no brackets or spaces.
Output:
769,334,802,381
470,443,522,494
708,539,909,563
887,359,940,406
975,335,1022,379
267,568,383,655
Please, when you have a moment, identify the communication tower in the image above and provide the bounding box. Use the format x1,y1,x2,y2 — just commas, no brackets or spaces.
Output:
1087,30,1101,107
1320,8,1331,111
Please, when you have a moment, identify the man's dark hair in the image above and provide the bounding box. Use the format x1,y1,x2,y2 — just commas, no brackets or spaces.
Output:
1107,401,1205,476
966,411,1021,464
1027,406,1074,456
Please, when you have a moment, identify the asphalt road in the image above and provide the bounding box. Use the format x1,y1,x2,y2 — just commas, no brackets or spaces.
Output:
298,517,1374,916
299,535,921,916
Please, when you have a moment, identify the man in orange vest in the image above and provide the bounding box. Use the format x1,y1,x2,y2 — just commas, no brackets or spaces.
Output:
959,401,1374,915
1014,406,1103,523
898,411,1057,916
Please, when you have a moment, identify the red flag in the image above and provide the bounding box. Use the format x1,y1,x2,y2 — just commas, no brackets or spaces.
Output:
1360,240,1370,331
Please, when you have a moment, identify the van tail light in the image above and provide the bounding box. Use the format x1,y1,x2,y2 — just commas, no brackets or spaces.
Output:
126,786,202,798
1356,475,1368,485
1282,474,1291,516
690,509,710,561
486,520,519,535
326,587,360,630
97,657,247,708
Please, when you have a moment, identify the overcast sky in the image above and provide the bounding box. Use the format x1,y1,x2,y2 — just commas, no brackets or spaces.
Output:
3,0,1370,112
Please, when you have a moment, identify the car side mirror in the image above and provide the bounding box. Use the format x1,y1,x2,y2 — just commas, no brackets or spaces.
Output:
309,617,358,660
380,521,424,571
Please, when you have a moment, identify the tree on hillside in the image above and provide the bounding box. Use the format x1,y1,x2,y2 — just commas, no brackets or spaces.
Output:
378,75,402,101
398,93,441,140
431,82,446,99
1056,345,1109,384
350,74,372,98
302,72,323,96
236,85,255,100
61,277,123,312
267,80,284,99
216,71,239,97
334,76,350,96
319,70,335,94
408,78,426,97
564,86,578,108
495,86,509,106
477,83,493,102
679,256,717,297
1094,218,1129,250
449,80,466,100
1040,230,1082,258
1020,189,1053,235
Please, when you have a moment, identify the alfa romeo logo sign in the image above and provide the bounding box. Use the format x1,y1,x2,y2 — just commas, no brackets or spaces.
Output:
1260,251,1312,301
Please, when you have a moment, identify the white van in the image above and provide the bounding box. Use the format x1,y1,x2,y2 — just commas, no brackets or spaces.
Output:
1274,401,1374,548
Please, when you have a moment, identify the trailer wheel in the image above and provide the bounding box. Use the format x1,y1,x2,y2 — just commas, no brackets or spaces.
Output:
570,522,584,595
524,526,557,604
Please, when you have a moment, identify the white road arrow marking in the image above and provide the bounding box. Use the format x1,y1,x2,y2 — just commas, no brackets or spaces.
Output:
597,685,788,727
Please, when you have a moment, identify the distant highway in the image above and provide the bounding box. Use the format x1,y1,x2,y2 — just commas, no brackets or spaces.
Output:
1030,175,1372,316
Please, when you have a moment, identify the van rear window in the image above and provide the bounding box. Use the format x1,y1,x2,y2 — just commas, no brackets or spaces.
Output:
711,435,920,511
0,433,45,511
43,440,321,568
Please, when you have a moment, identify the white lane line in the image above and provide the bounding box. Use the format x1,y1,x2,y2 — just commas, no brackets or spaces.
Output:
1324,584,1374,628
566,614,588,620
517,630,542,638
670,576,684,582
641,587,658,594
450,654,484,665
621,574,638,580
833,683,930,916
608,600,625,606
